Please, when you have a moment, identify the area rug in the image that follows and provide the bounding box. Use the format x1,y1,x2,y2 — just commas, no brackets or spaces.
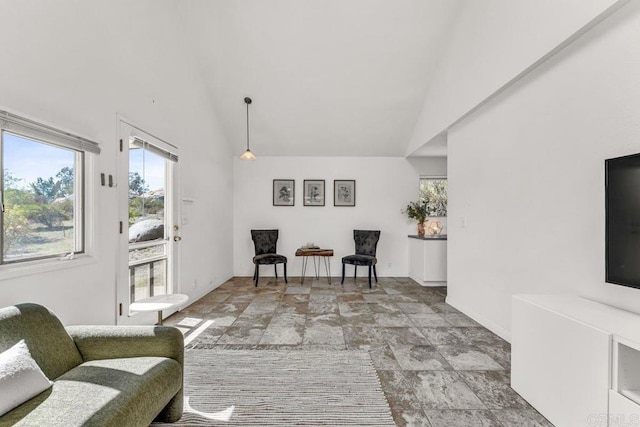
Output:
154,349,395,426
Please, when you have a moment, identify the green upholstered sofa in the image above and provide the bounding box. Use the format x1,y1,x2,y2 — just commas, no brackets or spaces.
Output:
0,303,183,426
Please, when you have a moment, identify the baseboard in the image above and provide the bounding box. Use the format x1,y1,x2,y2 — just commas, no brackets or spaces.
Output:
445,296,512,343
178,274,232,312
205,275,231,293
408,274,447,287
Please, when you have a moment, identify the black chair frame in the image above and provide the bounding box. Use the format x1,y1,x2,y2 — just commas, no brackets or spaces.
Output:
341,230,380,288
251,229,288,287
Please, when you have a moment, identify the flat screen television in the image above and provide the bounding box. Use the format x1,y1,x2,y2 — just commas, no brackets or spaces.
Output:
606,153,640,289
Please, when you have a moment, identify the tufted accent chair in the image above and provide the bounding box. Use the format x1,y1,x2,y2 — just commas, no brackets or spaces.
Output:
341,230,380,288
251,229,288,287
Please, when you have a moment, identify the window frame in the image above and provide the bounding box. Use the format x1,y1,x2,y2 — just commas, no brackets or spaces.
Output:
0,110,99,274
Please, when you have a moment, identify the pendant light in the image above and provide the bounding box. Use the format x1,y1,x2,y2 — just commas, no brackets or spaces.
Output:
240,97,256,160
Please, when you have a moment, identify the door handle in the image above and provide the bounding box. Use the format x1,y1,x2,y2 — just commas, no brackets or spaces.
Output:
173,236,182,242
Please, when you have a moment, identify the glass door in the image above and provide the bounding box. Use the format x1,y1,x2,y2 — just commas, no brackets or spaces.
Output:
117,121,179,324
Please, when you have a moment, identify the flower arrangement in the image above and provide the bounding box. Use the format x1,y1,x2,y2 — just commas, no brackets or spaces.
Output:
403,201,428,224
402,201,429,236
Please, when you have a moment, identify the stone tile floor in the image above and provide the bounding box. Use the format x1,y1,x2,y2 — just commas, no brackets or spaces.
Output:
165,276,553,427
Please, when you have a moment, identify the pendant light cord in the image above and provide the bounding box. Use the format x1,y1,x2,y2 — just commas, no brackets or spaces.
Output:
240,97,255,159
246,101,250,150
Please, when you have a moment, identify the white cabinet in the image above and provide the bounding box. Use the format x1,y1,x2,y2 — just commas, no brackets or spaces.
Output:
512,295,610,427
408,235,446,286
512,295,640,427
610,337,640,425
609,390,640,426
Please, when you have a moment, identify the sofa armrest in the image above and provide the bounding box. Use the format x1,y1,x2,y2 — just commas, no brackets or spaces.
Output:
67,325,184,423
66,325,184,366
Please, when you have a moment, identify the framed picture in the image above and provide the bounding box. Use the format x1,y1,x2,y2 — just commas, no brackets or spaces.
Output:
273,179,295,206
334,180,356,206
303,180,325,206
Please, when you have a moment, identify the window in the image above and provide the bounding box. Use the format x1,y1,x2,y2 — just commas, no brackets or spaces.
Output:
0,111,99,264
127,136,177,303
419,176,448,217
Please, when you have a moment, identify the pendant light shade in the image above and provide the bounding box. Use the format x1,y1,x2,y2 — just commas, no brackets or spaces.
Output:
240,149,256,160
240,97,256,160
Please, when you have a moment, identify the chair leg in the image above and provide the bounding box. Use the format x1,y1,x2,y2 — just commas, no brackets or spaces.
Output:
284,262,288,284
368,266,372,289
341,263,346,285
274,264,278,278
373,265,378,282
253,266,256,280
354,265,357,281
255,265,259,287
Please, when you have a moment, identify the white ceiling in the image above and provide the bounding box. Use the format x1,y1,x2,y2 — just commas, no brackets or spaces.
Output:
181,0,461,157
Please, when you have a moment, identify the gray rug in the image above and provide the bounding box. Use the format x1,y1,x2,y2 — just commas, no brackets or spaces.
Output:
154,349,395,426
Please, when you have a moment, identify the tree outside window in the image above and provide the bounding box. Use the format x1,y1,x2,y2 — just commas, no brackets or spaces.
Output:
419,177,447,217
2,132,83,263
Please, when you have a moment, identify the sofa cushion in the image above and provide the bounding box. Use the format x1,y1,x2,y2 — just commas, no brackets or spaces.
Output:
0,304,83,380
0,340,52,417
0,356,181,427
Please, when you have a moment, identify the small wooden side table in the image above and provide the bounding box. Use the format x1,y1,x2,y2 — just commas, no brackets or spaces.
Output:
295,248,334,284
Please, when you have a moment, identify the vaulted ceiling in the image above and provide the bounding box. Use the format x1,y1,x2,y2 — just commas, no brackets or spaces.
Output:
180,0,461,157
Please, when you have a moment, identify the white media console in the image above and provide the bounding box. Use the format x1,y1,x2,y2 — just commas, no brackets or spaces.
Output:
512,294,640,427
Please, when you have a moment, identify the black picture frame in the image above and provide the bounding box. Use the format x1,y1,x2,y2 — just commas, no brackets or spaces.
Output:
273,179,295,206
303,180,325,206
334,180,356,206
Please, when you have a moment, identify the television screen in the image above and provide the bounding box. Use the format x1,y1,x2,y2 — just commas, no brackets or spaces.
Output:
606,153,640,288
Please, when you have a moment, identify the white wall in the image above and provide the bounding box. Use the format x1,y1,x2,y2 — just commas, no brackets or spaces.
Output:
447,0,640,339
407,0,622,156
0,0,233,324
407,156,447,177
233,157,440,278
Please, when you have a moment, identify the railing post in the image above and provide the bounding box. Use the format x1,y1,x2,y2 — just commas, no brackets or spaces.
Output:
130,265,136,303
149,261,155,297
